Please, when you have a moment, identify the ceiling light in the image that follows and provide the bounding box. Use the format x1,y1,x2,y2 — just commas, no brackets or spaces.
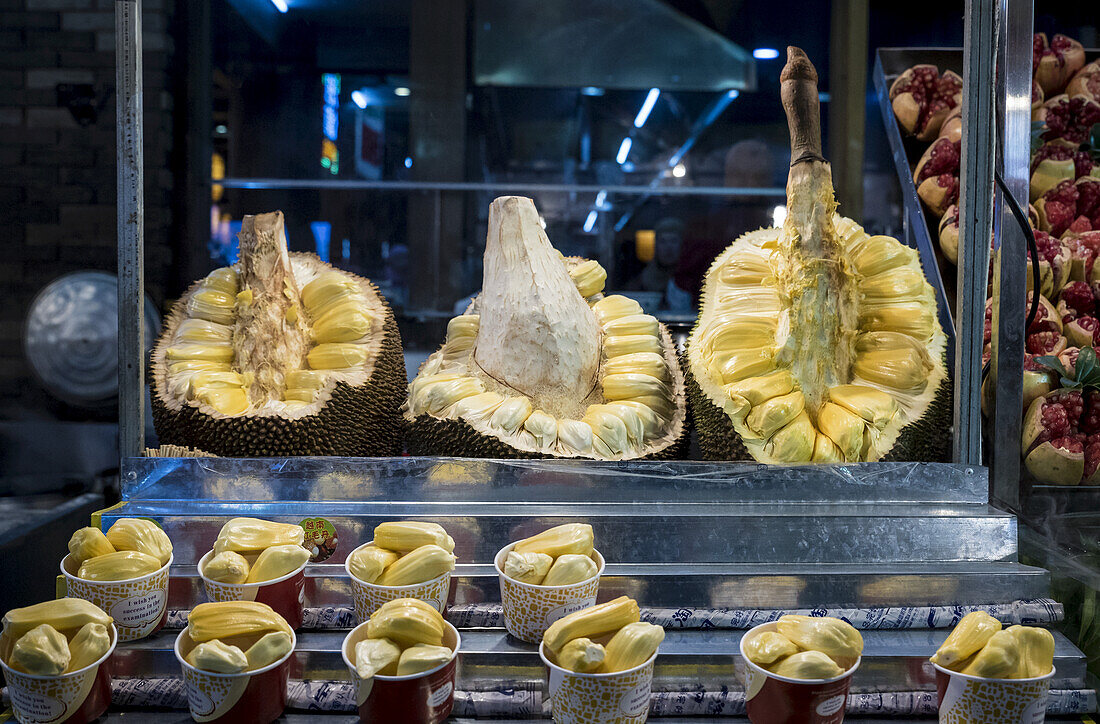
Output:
595,190,607,209
633,88,660,128
672,163,686,178
580,86,605,96
616,137,632,165
753,48,780,60
404,156,413,169
270,0,288,12
772,205,787,227
214,124,227,135
394,87,411,97
583,210,598,233
351,90,367,109
726,89,740,99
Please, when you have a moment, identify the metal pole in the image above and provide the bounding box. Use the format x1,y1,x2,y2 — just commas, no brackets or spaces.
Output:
953,0,998,465
116,0,145,460
989,0,1032,510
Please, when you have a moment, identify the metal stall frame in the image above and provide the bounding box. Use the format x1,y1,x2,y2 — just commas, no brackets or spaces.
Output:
116,1,1029,486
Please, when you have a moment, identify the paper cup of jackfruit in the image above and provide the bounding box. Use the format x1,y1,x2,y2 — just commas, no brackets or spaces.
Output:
0,599,118,724
174,601,296,724
341,598,461,724
61,518,174,642
345,522,458,622
495,523,604,643
199,518,313,630
929,612,1055,723
538,597,661,724
739,617,863,724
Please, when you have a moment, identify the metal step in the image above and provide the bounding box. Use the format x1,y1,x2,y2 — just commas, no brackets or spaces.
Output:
164,561,1050,610
111,628,1088,693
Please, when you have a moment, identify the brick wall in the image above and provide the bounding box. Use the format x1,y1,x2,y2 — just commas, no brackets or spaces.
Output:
0,0,175,415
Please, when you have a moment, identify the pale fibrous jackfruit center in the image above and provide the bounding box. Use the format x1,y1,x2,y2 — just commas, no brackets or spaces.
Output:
474,196,600,415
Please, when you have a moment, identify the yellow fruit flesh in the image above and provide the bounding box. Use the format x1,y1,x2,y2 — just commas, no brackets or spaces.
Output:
542,596,641,653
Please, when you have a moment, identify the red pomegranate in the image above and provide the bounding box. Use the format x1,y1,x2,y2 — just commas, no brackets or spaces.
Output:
1037,94,1100,146
1067,60,1100,103
938,205,960,264
1033,33,1086,96
1036,178,1100,238
985,293,1065,357
1032,80,1045,119
913,137,960,217
1063,231,1100,281
937,105,962,144
1030,142,1098,202
889,64,963,141
1022,386,1100,485
1027,229,1071,298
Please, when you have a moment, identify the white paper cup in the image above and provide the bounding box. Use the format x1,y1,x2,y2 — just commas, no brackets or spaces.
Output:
344,540,452,623
341,619,461,723
198,550,308,630
61,552,172,642
539,639,656,724
0,623,117,724
495,542,605,644
174,626,296,724
933,661,1054,723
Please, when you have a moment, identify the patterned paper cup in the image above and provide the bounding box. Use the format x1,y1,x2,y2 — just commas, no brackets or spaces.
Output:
0,622,117,724
740,622,861,724
61,552,171,643
341,619,460,724
174,626,296,724
933,662,1054,723
344,540,452,623
495,542,605,644
539,640,656,724
198,550,307,630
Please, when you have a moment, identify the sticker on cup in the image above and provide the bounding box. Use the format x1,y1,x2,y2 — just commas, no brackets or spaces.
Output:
299,517,338,563
545,598,598,629
61,553,172,642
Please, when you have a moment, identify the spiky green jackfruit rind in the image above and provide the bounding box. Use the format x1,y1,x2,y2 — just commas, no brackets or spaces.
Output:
151,268,406,457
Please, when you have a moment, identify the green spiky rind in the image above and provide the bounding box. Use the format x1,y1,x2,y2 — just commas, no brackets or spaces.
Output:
151,279,406,458
406,412,690,460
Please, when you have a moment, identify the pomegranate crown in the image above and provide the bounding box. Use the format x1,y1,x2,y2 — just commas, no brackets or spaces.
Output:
1037,346,1100,390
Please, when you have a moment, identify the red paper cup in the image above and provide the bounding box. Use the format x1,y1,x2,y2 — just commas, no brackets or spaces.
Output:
539,640,657,724
341,619,460,724
495,542,605,644
198,550,307,630
933,662,1054,723
740,622,861,724
174,626,296,724
0,623,117,724
345,540,452,623
61,553,172,642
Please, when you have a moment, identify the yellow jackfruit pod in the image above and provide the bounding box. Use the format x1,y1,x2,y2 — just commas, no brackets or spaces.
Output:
503,551,553,585
604,335,661,358
770,650,845,680
543,596,641,653
930,611,1002,669
583,407,631,457
373,521,455,554
828,385,898,429
197,387,249,416
450,392,503,422
166,343,234,363
187,601,292,643
3,599,112,641
816,403,866,462
557,637,605,673
396,644,453,676
106,518,173,566
593,295,643,323
556,420,594,455
745,391,806,439
602,352,668,382
67,527,115,564
763,411,815,463
348,545,400,584
200,267,238,295
77,550,162,581
366,604,445,648
374,598,446,628
601,621,664,673
66,622,111,673
602,314,659,338
355,637,401,678
514,523,594,559
10,624,70,675
960,629,1020,679
488,397,534,434
541,554,598,587
236,288,253,307
187,640,248,674
169,360,231,375
214,518,305,555
187,289,237,325
244,631,293,671
853,347,932,391
569,260,607,298
378,544,455,587
523,410,558,448
174,318,233,343
415,378,486,416
285,370,330,390
188,371,247,395
847,234,917,277
307,343,370,370
313,303,374,343
1008,625,1055,679
300,272,359,317
775,615,863,662
744,631,800,667
724,370,795,407
245,544,310,583
812,433,845,462
446,315,479,341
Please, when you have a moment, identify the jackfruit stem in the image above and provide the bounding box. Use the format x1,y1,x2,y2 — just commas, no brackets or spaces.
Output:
234,211,309,404
777,47,857,415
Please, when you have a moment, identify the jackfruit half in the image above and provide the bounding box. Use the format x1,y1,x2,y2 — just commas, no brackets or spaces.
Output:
405,196,688,460
151,210,406,456
685,48,951,463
